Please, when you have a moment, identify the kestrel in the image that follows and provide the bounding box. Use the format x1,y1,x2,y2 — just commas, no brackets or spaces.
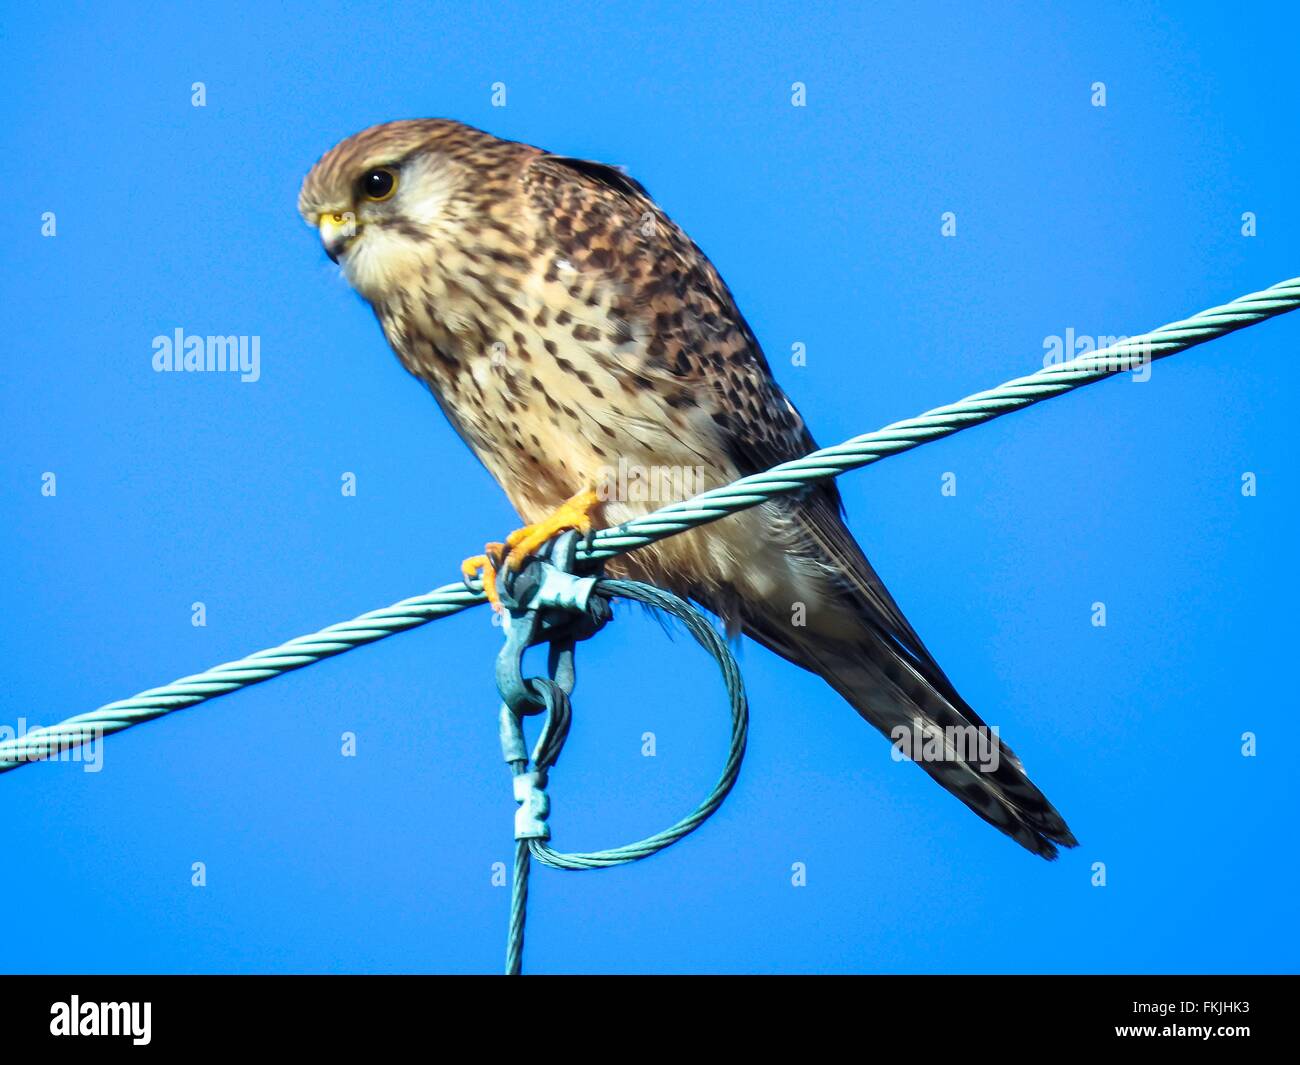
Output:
299,119,1077,859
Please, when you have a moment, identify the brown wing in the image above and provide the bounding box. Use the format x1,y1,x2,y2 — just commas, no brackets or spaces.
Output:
524,156,814,469
523,153,960,694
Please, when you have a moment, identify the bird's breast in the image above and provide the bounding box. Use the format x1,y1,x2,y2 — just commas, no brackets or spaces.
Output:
380,252,732,527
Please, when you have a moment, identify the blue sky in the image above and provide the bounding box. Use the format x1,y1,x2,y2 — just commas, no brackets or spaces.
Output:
1,0,1296,973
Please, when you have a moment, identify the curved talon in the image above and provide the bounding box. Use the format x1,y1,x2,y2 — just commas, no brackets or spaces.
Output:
462,542,505,611
502,488,601,573
463,488,602,614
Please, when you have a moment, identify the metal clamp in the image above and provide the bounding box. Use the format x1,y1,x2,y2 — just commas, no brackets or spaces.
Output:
493,532,609,718
512,771,551,841
494,531,609,844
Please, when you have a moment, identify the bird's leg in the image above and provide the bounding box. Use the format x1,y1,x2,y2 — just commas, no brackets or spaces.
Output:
461,487,602,611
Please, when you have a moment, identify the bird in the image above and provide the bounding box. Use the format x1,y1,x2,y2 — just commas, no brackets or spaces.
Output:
299,118,1078,859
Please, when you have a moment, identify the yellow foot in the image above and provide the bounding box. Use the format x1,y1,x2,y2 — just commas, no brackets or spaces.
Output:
461,542,505,611
461,488,602,611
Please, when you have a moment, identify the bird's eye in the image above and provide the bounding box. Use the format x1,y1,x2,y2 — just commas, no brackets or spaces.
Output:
361,167,398,202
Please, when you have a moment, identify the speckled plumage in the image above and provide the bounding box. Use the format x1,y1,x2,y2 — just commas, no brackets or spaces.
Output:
299,119,1076,858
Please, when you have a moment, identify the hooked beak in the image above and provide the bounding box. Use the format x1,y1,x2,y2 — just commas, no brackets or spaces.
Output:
318,212,358,262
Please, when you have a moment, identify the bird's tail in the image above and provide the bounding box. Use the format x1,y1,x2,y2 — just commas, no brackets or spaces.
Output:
740,500,1077,859
785,625,1077,859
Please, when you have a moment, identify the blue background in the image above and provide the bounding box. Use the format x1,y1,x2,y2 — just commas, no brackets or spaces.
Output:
2,1,1295,974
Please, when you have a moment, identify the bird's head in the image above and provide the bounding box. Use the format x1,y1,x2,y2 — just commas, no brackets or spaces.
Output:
298,119,525,302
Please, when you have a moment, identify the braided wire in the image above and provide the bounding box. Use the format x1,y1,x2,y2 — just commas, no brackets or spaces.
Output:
0,583,482,771
527,579,749,871
502,578,747,973
506,837,530,976
578,277,1300,560
3,275,1296,772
